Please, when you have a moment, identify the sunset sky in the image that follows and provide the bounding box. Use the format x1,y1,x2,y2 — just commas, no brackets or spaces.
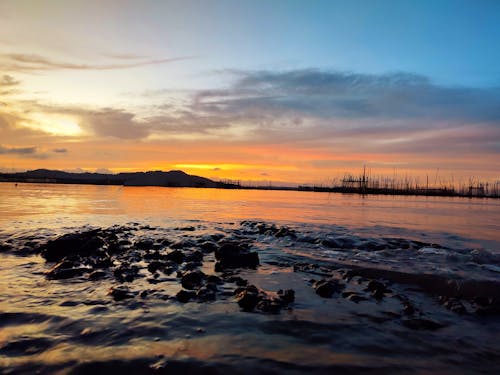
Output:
1,0,499,185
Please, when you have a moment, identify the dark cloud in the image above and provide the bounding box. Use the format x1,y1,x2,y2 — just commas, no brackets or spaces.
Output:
194,69,500,123
0,74,19,86
1,53,194,72
52,148,68,153
81,109,150,139
0,145,36,155
0,74,20,95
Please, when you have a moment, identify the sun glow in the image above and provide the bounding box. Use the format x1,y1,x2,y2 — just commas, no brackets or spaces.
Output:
20,113,83,137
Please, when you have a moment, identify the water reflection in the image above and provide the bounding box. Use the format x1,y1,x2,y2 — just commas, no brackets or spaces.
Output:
0,182,499,247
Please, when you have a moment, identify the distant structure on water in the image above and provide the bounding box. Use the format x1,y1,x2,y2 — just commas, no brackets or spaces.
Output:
299,166,500,198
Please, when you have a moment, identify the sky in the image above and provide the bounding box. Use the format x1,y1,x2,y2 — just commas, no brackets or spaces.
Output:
1,0,499,185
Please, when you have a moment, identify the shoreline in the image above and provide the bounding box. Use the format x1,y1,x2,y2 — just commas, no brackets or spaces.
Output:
1,179,499,200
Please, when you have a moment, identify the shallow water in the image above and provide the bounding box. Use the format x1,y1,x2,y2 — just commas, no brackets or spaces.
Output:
1,182,499,249
0,182,499,374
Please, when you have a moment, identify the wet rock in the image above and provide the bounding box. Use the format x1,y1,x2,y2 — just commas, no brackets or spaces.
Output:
277,289,295,303
321,238,339,248
313,279,344,298
402,318,446,331
440,296,467,314
226,276,248,286
236,285,259,311
147,260,166,273
0,242,13,252
274,226,296,238
170,239,196,250
206,275,223,284
342,291,368,303
183,261,202,271
402,302,415,315
185,250,204,262
45,260,88,279
181,270,206,290
473,296,490,307
165,249,185,264
215,243,259,270
236,285,294,313
41,229,105,262
196,286,216,301
113,264,140,283
135,239,154,250
176,289,196,303
88,270,107,280
199,241,217,253
365,280,390,299
108,285,135,301
471,249,500,265
144,251,162,260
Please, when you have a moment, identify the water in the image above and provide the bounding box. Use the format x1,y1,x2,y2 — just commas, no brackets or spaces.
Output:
1,183,498,248
1,182,499,374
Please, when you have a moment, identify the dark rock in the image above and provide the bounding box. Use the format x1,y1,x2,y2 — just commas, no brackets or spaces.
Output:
181,270,206,290
113,264,140,283
144,251,162,260
365,280,390,299
402,318,445,331
170,239,195,250
441,297,467,314
342,291,368,303
147,260,166,273
108,285,135,301
88,270,107,280
321,239,339,248
403,302,415,315
165,249,185,264
256,299,282,313
135,239,154,250
41,230,104,262
196,286,216,301
226,276,248,286
206,275,223,284
473,296,490,307
45,260,88,279
215,243,259,270
185,250,204,262
236,286,259,311
199,241,217,253
183,261,202,271
278,289,295,303
313,279,344,298
275,227,296,238
177,289,196,303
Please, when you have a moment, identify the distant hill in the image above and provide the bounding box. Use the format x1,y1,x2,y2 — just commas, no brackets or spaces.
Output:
0,169,217,188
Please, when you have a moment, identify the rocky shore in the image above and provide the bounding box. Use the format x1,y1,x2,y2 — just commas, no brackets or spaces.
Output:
1,220,500,373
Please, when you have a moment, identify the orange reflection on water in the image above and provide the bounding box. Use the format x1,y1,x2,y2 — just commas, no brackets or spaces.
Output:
0,182,499,245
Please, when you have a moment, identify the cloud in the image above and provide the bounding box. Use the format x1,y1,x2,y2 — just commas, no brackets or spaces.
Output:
0,74,19,86
194,69,500,123
0,145,37,155
52,148,68,153
80,109,150,139
0,53,194,72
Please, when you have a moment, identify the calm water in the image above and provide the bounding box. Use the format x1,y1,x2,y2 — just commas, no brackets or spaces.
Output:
1,182,499,249
1,182,500,374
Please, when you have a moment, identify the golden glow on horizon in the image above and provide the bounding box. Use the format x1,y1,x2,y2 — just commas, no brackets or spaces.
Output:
173,163,298,171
